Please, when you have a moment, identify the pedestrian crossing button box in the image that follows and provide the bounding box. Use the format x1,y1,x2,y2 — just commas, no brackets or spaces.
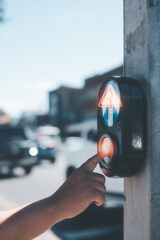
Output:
97,76,145,178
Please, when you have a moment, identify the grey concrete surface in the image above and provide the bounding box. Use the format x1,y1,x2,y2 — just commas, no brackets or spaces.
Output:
124,0,160,239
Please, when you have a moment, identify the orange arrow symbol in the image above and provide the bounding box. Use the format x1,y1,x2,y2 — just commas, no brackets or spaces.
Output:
98,84,122,108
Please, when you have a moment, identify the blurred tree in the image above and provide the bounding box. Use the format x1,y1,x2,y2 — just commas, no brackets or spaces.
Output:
0,108,7,116
0,108,11,125
0,0,4,22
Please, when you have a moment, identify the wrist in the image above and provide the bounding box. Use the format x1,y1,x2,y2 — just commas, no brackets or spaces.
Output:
49,194,67,223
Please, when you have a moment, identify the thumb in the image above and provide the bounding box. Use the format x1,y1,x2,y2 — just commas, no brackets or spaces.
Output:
80,154,102,172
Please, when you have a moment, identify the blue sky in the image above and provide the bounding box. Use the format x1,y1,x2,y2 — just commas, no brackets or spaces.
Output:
0,0,123,118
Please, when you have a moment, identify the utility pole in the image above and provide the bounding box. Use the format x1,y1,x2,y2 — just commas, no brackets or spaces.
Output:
124,0,160,239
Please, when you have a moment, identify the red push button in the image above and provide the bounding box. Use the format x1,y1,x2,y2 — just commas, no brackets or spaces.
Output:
98,135,115,166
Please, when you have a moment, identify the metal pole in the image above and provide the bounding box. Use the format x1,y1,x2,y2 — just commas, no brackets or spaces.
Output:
124,0,160,239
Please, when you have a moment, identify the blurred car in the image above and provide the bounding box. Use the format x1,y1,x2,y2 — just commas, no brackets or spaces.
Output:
0,126,38,175
35,125,61,163
52,122,124,240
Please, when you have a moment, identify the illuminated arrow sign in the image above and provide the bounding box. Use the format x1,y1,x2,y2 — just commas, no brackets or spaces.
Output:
98,82,122,127
98,84,122,108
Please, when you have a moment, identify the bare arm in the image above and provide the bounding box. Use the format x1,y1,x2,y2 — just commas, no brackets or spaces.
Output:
0,154,106,240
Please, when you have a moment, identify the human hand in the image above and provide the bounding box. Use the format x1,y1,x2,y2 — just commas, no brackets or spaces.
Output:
51,154,106,220
0,154,106,240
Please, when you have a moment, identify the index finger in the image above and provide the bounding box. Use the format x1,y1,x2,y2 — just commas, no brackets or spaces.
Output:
80,154,102,172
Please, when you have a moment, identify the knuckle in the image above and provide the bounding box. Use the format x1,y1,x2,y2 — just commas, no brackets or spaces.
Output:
73,170,88,184
82,172,89,181
102,194,105,202
101,175,106,183
95,181,106,193
103,184,106,193
98,174,105,183
98,192,105,202
101,194,105,204
94,173,106,184
79,172,91,186
77,170,86,178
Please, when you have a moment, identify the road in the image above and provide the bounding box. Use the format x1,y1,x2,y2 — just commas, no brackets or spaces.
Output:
0,152,67,207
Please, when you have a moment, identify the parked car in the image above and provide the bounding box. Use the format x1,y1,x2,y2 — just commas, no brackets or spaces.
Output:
35,125,61,162
0,126,38,175
52,122,124,240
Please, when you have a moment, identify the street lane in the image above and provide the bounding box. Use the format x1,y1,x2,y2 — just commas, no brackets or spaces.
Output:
0,152,67,207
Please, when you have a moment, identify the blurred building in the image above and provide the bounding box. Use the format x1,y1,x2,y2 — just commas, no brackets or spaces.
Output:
36,113,50,126
17,111,51,129
49,86,82,132
17,112,38,129
49,65,123,134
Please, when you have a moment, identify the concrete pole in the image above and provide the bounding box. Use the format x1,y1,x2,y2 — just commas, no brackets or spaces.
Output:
124,0,160,239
